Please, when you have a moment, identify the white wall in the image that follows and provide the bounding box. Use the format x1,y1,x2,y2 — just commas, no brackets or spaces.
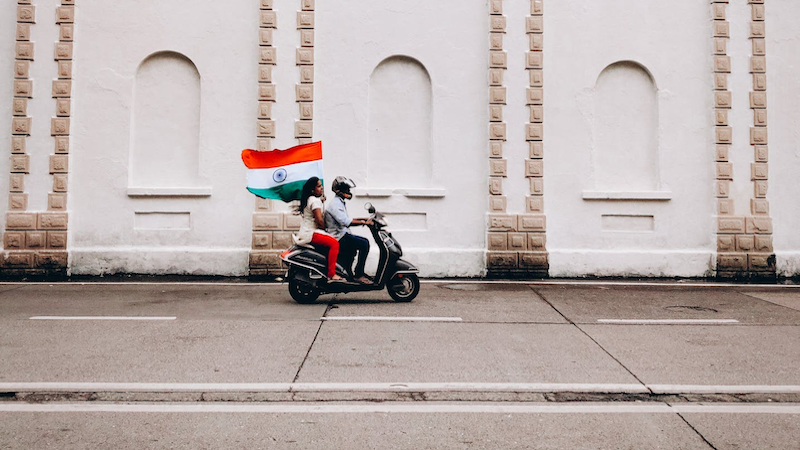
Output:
0,1,15,223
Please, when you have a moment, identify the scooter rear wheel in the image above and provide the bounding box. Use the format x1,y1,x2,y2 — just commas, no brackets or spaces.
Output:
387,273,420,302
289,276,320,304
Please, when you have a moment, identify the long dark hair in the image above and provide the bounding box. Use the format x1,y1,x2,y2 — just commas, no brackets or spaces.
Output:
299,177,320,212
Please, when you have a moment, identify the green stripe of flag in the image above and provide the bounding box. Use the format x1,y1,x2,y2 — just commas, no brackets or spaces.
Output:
247,179,323,203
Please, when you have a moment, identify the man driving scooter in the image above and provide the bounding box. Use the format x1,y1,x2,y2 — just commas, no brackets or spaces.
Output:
324,176,373,284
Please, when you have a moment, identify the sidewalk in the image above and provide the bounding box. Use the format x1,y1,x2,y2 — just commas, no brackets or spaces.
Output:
1,280,799,402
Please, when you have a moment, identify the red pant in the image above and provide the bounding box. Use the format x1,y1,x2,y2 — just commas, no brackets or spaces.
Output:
311,232,339,278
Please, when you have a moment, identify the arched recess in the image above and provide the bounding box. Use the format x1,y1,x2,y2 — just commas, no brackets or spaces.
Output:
130,51,203,189
592,61,659,191
368,55,432,189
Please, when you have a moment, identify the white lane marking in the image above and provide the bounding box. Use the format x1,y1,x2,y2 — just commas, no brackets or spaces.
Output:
1,403,799,414
597,319,739,324
4,382,800,395
321,316,463,322
29,316,177,321
651,385,800,394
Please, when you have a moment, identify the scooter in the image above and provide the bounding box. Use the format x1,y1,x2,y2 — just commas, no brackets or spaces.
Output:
280,202,420,303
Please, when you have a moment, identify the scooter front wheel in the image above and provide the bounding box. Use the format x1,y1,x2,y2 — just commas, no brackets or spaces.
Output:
387,273,420,302
288,276,320,304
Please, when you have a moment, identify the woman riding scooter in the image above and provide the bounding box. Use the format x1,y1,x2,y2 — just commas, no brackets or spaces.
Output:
324,176,373,284
296,177,344,283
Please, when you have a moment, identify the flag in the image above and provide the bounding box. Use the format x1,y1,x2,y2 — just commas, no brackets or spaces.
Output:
242,141,323,202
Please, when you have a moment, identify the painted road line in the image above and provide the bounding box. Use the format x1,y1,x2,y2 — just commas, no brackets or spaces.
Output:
651,385,800,394
29,316,177,321
2,402,800,414
321,316,463,322
597,319,739,324
0,383,291,392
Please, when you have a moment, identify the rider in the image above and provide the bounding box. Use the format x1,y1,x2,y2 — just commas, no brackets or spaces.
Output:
325,176,373,284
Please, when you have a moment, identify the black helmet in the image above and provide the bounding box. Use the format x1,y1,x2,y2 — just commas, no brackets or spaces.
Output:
332,176,356,195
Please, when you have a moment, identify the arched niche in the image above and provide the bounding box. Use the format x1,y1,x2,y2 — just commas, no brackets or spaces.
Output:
592,61,659,192
368,55,433,189
130,51,204,191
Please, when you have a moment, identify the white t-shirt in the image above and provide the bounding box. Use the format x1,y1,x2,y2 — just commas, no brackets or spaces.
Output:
296,196,325,245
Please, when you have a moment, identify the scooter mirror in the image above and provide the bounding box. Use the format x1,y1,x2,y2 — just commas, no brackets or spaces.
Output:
364,202,375,213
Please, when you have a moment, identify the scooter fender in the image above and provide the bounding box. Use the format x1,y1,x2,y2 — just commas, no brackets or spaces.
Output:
391,258,419,275
283,247,348,279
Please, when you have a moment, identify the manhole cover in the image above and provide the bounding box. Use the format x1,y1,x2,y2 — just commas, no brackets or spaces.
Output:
664,305,719,313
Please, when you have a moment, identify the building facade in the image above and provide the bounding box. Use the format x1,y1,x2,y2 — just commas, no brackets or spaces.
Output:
1,0,799,279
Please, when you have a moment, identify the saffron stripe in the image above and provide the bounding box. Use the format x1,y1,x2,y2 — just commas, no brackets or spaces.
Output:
241,142,322,169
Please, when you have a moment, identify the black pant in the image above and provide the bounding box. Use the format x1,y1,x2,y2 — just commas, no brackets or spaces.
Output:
337,233,370,278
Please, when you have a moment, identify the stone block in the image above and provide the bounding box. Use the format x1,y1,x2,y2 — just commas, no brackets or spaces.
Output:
5,251,34,268
508,233,527,251
489,68,504,85
296,48,314,65
36,252,68,269
754,145,768,162
490,16,506,33
297,11,314,29
296,84,314,102
252,232,273,249
714,73,727,90
301,0,315,11
530,34,544,51
526,124,543,141
489,141,503,158
717,235,734,252
259,47,277,65
526,52,543,69
26,231,45,249
712,3,726,20
14,80,32,98
489,123,507,141
12,98,27,116
258,65,272,83
488,232,507,251
751,198,769,216
56,6,74,23
715,91,731,108
489,51,507,68
50,155,69,173
253,213,282,231
526,88,543,105
260,0,273,9
754,109,767,127
257,102,272,120
714,109,728,126
750,92,767,109
752,4,765,20
713,21,729,38
751,163,768,180
7,213,36,230
16,23,31,41
9,193,27,211
258,84,276,101
58,61,72,79
750,22,765,38
300,29,314,47
746,217,772,234
51,118,70,136
299,103,314,120
272,232,293,249
56,98,71,117
14,61,30,79
530,178,544,195
527,233,546,250
518,215,546,232
489,87,506,104
750,127,768,145
17,4,35,23
488,214,516,232
752,38,766,56
490,0,503,14
530,105,544,123
10,174,25,192
259,29,273,47
60,23,74,41
715,162,732,180
54,42,73,60
519,252,548,270
526,196,544,213
717,199,733,215
754,180,767,198
260,11,277,28
53,174,68,192
715,127,732,144
487,252,517,269
754,235,773,253
4,231,25,250
490,159,507,177
529,142,544,159
749,254,774,272
11,155,30,173
717,217,745,234
713,38,727,55
15,42,34,60
300,66,314,83
714,55,731,73
529,69,543,87
489,177,503,195
297,138,313,145
12,136,26,154
295,121,313,138
257,120,275,138
717,253,747,271
52,80,72,97
735,235,754,252
48,193,67,211
525,160,544,177
12,117,31,136
255,197,273,211
249,251,284,269
526,16,543,33
489,196,506,212
38,213,68,230
489,105,503,122
47,232,67,249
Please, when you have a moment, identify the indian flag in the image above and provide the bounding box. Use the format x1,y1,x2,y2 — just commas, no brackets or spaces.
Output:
242,141,323,202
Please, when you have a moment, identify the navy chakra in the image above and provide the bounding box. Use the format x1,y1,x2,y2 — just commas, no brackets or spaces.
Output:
273,168,288,183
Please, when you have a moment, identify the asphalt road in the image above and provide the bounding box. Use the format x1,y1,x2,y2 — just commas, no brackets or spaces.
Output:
0,280,799,449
